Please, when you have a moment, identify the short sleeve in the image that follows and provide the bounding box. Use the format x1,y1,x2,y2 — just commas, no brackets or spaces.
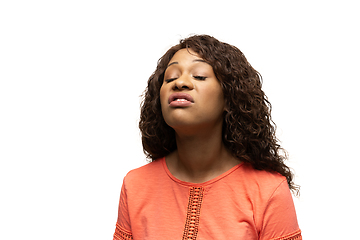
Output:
113,180,133,240
260,180,302,240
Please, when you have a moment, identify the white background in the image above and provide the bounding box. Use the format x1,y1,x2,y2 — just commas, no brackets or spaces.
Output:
1,1,359,239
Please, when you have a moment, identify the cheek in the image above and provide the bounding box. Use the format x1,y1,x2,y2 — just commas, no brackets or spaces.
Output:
216,93,225,112
159,86,166,105
207,84,225,109
159,85,169,114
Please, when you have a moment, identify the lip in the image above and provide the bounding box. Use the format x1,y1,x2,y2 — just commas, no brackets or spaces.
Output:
168,93,194,107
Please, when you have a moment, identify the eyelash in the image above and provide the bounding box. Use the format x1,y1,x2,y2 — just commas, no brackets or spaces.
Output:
164,78,176,83
194,76,207,80
164,76,207,83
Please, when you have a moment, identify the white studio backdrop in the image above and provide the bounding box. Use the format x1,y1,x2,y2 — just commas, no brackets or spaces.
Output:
1,1,359,239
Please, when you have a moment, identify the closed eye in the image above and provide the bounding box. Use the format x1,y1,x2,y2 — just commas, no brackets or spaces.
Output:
164,78,177,83
194,76,207,80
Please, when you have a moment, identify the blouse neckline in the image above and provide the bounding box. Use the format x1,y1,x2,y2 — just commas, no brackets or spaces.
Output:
161,157,244,187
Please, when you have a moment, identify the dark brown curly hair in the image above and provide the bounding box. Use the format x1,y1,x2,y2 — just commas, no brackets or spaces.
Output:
139,34,299,195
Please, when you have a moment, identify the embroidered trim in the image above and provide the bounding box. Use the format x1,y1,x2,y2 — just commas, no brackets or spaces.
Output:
182,187,204,240
113,223,133,240
270,229,302,240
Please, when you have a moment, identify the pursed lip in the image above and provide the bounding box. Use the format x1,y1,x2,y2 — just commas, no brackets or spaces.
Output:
168,93,194,104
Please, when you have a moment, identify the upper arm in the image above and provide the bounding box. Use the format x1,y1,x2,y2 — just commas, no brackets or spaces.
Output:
113,180,133,240
259,180,302,240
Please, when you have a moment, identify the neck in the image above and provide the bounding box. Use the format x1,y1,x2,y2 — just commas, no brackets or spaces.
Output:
166,125,240,183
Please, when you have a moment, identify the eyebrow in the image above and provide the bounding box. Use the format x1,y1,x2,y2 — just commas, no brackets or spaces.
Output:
167,61,178,68
166,59,209,68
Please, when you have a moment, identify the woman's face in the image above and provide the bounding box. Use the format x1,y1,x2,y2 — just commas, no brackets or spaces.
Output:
160,48,225,134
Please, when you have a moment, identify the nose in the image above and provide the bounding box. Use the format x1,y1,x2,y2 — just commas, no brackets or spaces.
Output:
173,75,194,90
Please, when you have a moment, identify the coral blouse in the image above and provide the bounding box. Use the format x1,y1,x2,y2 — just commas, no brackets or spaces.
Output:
113,157,301,240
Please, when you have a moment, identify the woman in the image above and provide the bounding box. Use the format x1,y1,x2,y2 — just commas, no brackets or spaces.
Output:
113,35,301,240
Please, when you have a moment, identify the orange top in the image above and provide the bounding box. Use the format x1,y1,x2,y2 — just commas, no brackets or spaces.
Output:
113,158,301,240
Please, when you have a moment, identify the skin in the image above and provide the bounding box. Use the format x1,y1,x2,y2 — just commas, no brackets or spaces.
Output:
160,49,240,183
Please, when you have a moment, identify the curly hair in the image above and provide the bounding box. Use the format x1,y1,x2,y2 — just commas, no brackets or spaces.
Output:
139,34,299,195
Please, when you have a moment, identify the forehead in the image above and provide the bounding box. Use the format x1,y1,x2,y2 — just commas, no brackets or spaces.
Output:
166,48,212,71
169,48,202,62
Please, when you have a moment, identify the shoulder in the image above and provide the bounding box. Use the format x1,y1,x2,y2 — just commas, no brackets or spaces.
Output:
234,164,300,239
123,158,165,188
237,162,288,195
223,162,292,211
